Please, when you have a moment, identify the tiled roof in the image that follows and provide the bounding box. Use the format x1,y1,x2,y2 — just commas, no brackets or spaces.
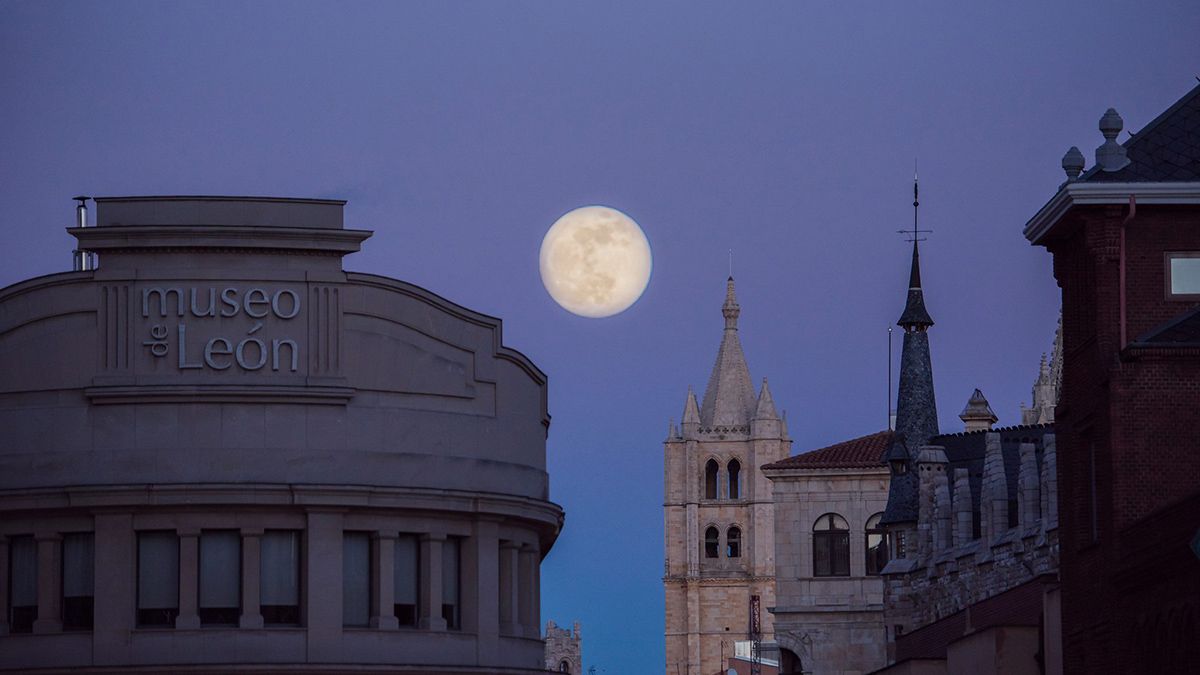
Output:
1083,83,1200,183
763,430,893,470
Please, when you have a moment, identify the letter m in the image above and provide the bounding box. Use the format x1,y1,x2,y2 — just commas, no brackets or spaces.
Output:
142,287,185,317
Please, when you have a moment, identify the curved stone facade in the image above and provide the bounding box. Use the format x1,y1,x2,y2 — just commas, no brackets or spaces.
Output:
0,196,561,673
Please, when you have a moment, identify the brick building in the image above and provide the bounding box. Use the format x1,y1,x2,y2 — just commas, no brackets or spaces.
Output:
1023,83,1200,673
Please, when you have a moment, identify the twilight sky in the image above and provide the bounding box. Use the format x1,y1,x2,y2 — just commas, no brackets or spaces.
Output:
2,2,1198,671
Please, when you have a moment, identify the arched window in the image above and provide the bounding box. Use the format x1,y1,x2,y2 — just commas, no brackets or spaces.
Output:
727,459,741,499
726,526,741,558
704,527,719,558
558,660,570,673
812,513,850,577
704,459,719,499
865,512,888,575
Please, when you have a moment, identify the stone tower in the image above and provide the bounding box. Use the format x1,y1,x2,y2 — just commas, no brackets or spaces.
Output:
663,277,790,675
543,620,582,673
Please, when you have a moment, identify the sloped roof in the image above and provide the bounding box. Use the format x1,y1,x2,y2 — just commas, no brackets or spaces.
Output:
763,430,893,470
1083,83,1200,183
1132,305,1200,347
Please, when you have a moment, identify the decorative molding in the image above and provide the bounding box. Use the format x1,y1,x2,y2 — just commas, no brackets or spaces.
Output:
1024,181,1200,245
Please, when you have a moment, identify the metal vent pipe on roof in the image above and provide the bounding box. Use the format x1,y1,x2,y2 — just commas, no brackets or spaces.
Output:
72,195,96,271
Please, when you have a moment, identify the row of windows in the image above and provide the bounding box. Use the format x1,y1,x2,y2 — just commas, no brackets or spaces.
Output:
813,512,889,577
6,531,463,633
703,458,741,500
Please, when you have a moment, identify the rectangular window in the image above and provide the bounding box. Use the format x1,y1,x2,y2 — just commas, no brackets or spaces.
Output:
394,535,419,627
442,538,460,629
8,535,36,633
62,533,94,630
342,532,370,627
1167,253,1200,298
199,531,240,625
260,530,300,625
137,531,179,627
813,532,850,576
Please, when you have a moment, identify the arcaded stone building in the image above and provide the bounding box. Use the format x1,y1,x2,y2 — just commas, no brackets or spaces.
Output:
663,278,790,675
1024,83,1200,674
0,196,562,672
762,431,891,674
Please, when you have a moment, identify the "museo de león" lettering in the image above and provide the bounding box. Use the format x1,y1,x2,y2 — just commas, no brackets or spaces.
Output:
141,287,301,372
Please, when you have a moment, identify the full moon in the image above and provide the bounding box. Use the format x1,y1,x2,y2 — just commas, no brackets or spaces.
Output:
539,205,652,318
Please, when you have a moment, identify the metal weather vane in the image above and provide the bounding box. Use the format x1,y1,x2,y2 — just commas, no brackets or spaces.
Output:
898,163,933,243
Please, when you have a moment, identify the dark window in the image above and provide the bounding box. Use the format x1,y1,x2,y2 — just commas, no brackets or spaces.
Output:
137,531,179,627
704,459,719,499
559,660,571,673
728,459,741,499
726,526,741,558
865,513,888,575
261,530,300,625
442,538,460,629
812,513,850,577
704,527,719,558
199,531,240,625
62,533,94,630
342,532,370,627
8,535,36,633
394,535,419,627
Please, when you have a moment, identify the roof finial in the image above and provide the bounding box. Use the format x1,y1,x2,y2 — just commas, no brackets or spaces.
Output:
896,173,935,330
1062,146,1085,181
1096,108,1131,172
722,276,740,330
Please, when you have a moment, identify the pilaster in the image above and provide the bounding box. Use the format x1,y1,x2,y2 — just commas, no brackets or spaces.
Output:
32,531,62,633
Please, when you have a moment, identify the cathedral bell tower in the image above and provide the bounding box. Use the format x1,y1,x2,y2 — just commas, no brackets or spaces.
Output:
663,277,791,675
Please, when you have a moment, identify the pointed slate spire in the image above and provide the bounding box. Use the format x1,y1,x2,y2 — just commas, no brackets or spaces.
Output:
754,378,779,420
882,180,940,527
700,277,757,428
897,241,934,329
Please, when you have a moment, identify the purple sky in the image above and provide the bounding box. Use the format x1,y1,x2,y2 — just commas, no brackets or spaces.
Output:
3,2,1198,671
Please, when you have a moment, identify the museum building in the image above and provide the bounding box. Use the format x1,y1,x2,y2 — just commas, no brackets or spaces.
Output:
0,196,562,672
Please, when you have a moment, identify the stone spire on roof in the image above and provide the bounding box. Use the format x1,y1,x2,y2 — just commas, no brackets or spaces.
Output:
754,378,778,420
681,386,701,439
699,277,757,428
959,388,998,432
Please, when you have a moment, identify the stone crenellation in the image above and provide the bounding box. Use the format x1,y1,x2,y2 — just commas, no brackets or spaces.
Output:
883,430,1058,634
544,620,582,674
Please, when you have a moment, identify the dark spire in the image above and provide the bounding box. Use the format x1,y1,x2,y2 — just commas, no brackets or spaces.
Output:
897,176,934,330
881,176,940,527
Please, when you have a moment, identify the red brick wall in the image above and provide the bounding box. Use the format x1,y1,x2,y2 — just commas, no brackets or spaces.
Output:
1044,202,1200,675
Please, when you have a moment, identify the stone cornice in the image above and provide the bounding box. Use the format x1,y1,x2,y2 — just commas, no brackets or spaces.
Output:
0,483,564,533
70,224,373,256
1023,181,1200,245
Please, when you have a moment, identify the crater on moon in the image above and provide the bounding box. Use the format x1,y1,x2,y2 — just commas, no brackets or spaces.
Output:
539,206,652,318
